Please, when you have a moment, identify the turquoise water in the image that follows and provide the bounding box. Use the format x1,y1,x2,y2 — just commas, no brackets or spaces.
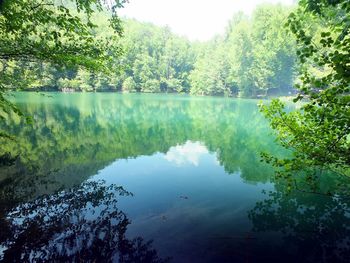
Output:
0,93,349,262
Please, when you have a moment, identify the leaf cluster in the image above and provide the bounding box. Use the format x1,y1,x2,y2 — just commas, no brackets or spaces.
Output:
261,0,350,179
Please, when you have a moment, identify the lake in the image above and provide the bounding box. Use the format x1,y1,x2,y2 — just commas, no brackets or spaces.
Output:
1,93,350,262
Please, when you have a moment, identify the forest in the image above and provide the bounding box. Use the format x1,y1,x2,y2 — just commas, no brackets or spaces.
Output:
1,4,297,98
0,0,349,262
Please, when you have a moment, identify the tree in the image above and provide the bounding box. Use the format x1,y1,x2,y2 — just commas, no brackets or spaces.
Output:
260,0,350,177
118,20,195,93
122,76,137,92
191,6,296,98
225,5,296,98
0,0,126,126
190,38,237,96
227,17,256,97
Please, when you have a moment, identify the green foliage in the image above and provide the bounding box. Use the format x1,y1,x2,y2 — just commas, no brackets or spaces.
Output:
11,19,196,94
260,0,350,177
190,40,236,96
0,0,125,70
118,20,195,93
0,0,126,121
122,76,137,92
1,4,298,98
190,5,297,97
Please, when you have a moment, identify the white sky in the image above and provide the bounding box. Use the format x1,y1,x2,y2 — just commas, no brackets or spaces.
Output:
119,0,296,41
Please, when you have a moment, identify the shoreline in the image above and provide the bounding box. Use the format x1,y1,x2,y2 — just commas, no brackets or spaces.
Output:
8,89,297,101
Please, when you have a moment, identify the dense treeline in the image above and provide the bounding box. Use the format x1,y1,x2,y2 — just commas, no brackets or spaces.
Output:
0,4,297,98
118,20,196,93
191,5,297,97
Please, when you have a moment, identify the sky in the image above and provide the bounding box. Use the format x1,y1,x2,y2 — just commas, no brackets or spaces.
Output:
119,0,296,41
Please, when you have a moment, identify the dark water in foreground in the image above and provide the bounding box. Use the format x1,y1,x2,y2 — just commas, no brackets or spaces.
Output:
1,93,350,262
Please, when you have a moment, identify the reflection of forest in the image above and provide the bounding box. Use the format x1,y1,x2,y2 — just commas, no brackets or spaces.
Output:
0,93,282,203
0,180,170,262
2,94,350,262
248,171,350,263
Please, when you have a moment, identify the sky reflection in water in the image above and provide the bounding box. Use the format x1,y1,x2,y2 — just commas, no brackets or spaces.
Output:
1,93,350,262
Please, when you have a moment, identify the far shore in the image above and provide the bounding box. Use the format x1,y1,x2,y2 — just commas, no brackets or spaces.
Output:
12,89,299,101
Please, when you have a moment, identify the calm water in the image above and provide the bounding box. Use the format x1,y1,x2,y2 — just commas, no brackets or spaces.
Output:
1,93,350,262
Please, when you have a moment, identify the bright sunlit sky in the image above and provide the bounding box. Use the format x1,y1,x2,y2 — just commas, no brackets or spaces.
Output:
119,0,296,41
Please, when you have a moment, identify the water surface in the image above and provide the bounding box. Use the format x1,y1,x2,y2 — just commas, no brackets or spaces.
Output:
1,93,349,262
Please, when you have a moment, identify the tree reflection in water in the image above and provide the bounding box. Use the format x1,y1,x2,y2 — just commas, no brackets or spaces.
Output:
248,178,350,263
0,180,170,263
